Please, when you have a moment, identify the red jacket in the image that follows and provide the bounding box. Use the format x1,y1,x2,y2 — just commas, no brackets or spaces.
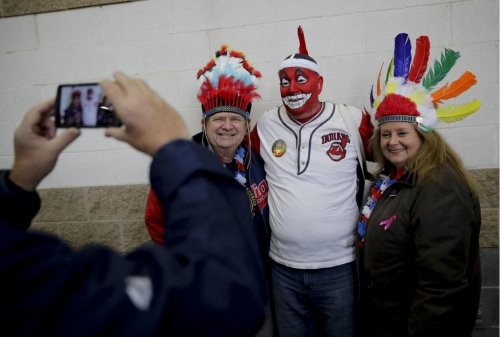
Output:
145,189,166,244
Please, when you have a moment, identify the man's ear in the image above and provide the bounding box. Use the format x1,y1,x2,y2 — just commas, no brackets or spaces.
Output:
317,76,324,94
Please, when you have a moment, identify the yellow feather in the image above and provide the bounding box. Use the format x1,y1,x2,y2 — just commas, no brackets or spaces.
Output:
386,81,398,94
408,89,427,105
436,99,481,123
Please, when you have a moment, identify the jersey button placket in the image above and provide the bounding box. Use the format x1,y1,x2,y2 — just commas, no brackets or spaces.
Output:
300,143,306,168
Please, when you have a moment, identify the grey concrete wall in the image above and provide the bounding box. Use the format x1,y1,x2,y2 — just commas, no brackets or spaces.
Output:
0,0,137,18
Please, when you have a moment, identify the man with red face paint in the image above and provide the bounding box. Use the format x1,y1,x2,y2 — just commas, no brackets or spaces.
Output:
251,26,372,337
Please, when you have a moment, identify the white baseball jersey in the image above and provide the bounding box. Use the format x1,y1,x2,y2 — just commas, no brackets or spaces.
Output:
255,102,362,269
82,96,99,126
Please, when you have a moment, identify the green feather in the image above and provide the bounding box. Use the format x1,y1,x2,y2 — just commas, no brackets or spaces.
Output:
385,58,394,84
423,48,460,90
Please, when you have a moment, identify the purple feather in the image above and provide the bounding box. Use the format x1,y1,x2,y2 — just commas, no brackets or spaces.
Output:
393,33,412,79
369,85,374,108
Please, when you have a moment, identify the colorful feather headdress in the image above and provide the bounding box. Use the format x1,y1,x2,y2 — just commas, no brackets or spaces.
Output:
370,33,480,132
279,26,321,74
197,45,262,119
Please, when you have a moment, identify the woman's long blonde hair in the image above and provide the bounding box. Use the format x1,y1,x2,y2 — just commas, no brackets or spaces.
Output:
370,125,477,194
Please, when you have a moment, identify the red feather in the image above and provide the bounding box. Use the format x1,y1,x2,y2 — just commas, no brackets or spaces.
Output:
197,80,215,109
298,25,308,55
407,36,430,83
198,75,260,111
197,59,216,79
359,108,374,160
230,50,244,59
242,60,262,78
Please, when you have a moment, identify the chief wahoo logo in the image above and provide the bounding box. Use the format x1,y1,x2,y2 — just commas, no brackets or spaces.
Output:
326,133,349,161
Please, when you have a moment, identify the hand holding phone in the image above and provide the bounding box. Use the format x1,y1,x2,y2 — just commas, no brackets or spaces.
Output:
55,83,122,128
100,71,189,155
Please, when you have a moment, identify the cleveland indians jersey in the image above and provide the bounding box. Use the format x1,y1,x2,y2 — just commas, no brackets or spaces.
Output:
255,102,362,269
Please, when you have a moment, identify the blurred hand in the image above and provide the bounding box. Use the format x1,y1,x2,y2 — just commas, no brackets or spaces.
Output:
10,99,81,191
101,71,189,156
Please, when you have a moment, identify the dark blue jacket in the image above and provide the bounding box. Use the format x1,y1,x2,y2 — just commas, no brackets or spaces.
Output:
146,133,270,254
0,140,267,337
192,132,270,252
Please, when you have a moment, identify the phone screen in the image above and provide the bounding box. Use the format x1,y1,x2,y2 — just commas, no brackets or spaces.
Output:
55,83,122,128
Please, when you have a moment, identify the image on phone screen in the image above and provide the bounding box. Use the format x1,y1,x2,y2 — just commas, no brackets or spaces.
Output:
55,83,122,128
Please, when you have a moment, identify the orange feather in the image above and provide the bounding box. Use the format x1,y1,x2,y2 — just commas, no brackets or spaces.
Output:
376,63,384,96
431,71,477,104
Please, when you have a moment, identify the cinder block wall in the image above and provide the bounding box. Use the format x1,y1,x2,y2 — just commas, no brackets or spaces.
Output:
31,184,152,253
1,0,497,189
31,168,498,251
30,168,498,335
1,0,497,335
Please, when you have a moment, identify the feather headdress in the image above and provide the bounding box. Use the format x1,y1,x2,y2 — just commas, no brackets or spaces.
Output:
197,45,262,119
370,33,480,132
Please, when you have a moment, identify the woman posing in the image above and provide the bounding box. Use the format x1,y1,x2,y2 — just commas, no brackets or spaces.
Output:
358,33,482,337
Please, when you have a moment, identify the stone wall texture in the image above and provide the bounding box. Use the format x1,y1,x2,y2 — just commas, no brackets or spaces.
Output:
0,0,136,17
31,184,151,253
30,168,499,251
29,168,499,335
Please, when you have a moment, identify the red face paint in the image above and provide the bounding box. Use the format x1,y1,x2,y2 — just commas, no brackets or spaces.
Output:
279,67,323,118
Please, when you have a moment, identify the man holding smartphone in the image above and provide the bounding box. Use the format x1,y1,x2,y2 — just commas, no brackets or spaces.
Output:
0,72,266,337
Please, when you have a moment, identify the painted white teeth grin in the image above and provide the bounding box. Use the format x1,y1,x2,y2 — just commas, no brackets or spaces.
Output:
283,93,311,109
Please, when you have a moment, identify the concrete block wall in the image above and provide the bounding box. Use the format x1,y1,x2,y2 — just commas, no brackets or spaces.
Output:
31,184,151,253
0,0,497,189
30,168,498,335
0,0,136,17
476,248,499,336
0,0,498,334
30,168,498,247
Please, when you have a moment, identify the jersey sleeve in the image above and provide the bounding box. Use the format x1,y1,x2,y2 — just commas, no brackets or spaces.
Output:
250,126,261,155
358,108,374,161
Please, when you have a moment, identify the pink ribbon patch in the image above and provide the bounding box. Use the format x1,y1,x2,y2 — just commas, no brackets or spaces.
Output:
379,214,396,231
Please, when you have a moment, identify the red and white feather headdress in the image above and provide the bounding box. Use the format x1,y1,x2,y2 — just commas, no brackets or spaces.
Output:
197,45,262,119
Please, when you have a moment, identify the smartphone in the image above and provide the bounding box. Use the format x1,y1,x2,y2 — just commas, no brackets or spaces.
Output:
55,83,122,128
